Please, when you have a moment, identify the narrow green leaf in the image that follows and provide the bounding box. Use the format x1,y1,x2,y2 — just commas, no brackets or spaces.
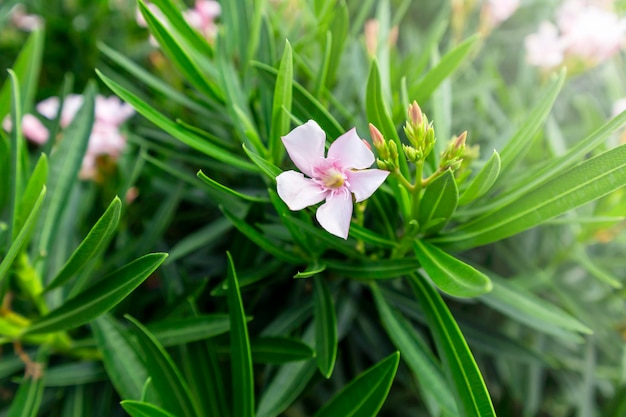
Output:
366,60,407,176
313,276,337,378
414,240,492,297
0,187,46,284
409,274,496,417
418,169,458,234
8,69,24,243
97,70,256,172
197,170,268,203
35,82,95,274
45,197,121,292
436,143,626,249
137,0,220,101
250,337,315,363
15,153,47,236
91,314,148,401
458,150,500,205
371,283,458,414
479,277,593,338
324,258,420,280
326,2,349,87
24,253,167,334
121,401,177,417
243,143,282,180
6,349,47,417
126,316,201,417
269,40,293,164
43,362,106,386
183,340,229,417
222,206,303,264
253,62,343,139
410,35,480,105
294,262,326,278
498,70,565,175
147,315,235,347
313,351,399,417
226,252,255,417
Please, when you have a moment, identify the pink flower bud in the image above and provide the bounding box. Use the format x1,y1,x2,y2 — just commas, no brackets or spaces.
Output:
408,101,423,127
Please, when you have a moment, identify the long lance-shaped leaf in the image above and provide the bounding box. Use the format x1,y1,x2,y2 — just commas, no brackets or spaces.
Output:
313,351,400,417
458,150,500,205
97,70,256,172
409,274,496,417
23,253,167,335
15,154,47,235
5,348,48,417
121,401,177,417
269,40,293,164
435,143,626,250
91,314,148,401
7,69,25,243
45,197,121,292
0,187,46,285
226,252,255,417
313,276,337,378
371,283,458,414
126,316,201,417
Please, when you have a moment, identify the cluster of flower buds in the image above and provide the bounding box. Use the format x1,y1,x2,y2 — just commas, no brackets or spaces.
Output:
369,123,399,171
402,101,436,164
439,131,468,171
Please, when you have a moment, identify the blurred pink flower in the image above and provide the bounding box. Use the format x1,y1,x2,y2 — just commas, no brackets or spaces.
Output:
10,4,43,31
612,98,626,117
2,114,49,145
482,0,520,27
524,21,565,69
35,94,134,180
184,0,221,40
276,120,389,239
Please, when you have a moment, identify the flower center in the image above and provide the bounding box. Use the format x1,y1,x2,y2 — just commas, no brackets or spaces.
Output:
320,167,346,189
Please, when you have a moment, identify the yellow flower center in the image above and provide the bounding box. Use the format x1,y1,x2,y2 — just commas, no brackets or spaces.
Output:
321,168,346,188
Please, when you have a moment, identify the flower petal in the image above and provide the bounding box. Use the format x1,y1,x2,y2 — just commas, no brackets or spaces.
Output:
282,120,326,177
316,188,353,239
277,170,327,210
347,169,389,202
327,128,374,170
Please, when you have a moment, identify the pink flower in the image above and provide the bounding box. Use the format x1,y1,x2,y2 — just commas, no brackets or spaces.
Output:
183,0,221,40
524,21,565,69
276,120,389,239
482,0,520,27
2,114,49,145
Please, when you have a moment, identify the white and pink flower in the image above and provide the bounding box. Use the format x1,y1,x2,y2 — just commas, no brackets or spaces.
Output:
276,120,389,239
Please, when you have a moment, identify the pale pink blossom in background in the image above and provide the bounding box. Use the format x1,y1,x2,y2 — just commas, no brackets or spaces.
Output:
524,21,565,68
612,98,626,117
10,4,43,31
276,120,389,239
184,0,221,40
482,0,520,28
2,114,49,145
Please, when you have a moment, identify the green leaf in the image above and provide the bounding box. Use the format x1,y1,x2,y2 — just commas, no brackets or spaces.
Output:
15,153,47,236
269,40,293,164
324,258,420,280
370,283,458,414
243,143,283,180
409,274,496,417
222,206,303,264
479,277,592,340
137,0,220,101
147,315,236,347
226,252,255,417
126,316,201,417
313,351,399,417
418,169,458,234
7,69,25,243
313,277,337,378
498,70,565,176
35,82,95,275
45,197,121,292
253,62,343,139
121,401,177,417
325,2,349,88
197,170,268,203
23,253,167,334
250,337,315,363
366,60,407,176
458,150,501,205
410,34,480,105
0,186,45,285
294,262,326,279
414,240,492,297
91,314,148,401
5,349,47,417
97,70,255,172
436,143,626,249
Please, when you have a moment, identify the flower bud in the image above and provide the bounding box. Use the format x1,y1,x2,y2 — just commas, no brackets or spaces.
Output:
408,101,423,127
369,123,389,159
